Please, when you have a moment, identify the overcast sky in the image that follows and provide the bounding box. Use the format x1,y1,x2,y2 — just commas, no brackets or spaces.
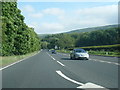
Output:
17,1,118,34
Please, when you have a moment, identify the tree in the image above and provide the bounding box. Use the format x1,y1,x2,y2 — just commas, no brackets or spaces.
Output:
1,2,41,56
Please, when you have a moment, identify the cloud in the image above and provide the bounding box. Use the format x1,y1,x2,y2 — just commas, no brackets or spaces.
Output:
39,22,65,34
27,22,65,34
29,12,43,18
43,8,65,16
18,0,119,2
61,4,118,30
22,4,118,34
75,5,117,18
21,5,35,13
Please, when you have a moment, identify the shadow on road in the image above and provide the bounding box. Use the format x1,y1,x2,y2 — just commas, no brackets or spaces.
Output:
61,57,88,61
61,57,71,60
61,57,81,61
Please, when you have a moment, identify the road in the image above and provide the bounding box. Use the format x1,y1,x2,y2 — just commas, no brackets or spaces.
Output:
2,50,119,89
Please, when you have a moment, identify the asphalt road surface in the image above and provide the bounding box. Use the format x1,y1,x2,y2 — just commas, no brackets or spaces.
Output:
2,50,119,89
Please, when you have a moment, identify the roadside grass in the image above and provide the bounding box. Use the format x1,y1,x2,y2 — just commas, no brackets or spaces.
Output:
79,44,120,49
88,50,120,57
0,51,39,67
57,49,120,57
57,49,70,53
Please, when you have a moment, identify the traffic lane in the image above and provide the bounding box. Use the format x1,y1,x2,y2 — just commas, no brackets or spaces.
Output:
50,52,118,88
2,50,78,88
90,55,119,64
57,52,119,64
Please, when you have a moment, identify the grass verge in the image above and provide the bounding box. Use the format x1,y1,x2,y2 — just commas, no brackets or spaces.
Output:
88,50,120,57
56,49,70,53
0,51,39,67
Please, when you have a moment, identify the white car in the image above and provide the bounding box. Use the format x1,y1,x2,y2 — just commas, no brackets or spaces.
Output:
70,49,89,60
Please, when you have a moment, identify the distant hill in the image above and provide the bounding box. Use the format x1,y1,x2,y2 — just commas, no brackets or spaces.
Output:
64,24,118,34
38,34,51,38
38,24,118,38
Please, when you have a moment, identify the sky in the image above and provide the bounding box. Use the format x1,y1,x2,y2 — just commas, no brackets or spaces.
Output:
17,1,118,34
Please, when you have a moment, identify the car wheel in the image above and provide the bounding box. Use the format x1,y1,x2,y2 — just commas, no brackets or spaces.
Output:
70,55,73,59
73,55,76,59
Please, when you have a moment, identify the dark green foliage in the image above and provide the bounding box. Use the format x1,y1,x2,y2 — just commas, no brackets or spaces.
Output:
42,27,119,50
1,2,40,56
75,27,119,47
42,33,75,49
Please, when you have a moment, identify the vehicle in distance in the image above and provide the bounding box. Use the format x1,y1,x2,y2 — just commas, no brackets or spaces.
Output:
70,48,89,60
51,50,57,54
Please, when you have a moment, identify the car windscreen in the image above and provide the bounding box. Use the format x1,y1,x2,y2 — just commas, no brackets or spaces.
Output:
52,50,55,52
75,49,86,53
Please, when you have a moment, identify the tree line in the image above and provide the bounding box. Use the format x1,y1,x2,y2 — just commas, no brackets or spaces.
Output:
1,2,41,56
41,27,119,50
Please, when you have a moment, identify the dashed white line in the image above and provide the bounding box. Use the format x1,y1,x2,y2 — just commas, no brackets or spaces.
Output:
90,58,119,66
51,57,56,60
99,61,106,63
59,53,119,66
57,61,65,66
46,52,56,60
114,63,120,65
47,52,66,66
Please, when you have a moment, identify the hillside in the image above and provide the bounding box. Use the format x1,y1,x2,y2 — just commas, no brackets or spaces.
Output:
38,34,51,38
65,24,118,34
38,24,118,38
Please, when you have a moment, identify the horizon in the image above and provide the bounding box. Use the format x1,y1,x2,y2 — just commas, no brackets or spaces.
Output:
37,24,118,35
18,2,118,34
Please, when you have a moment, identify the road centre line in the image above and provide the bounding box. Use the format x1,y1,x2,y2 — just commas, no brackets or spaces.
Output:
46,52,65,67
56,70,106,89
0,51,41,71
51,56,56,60
57,61,65,66
46,52,56,60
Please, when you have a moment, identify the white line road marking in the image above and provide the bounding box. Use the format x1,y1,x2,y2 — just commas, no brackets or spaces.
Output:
47,52,66,66
99,61,106,63
51,57,56,60
114,63,119,65
56,70,84,86
58,53,119,66
56,70,106,88
57,61,65,66
0,51,41,71
46,52,56,60
77,82,107,89
90,58,120,66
